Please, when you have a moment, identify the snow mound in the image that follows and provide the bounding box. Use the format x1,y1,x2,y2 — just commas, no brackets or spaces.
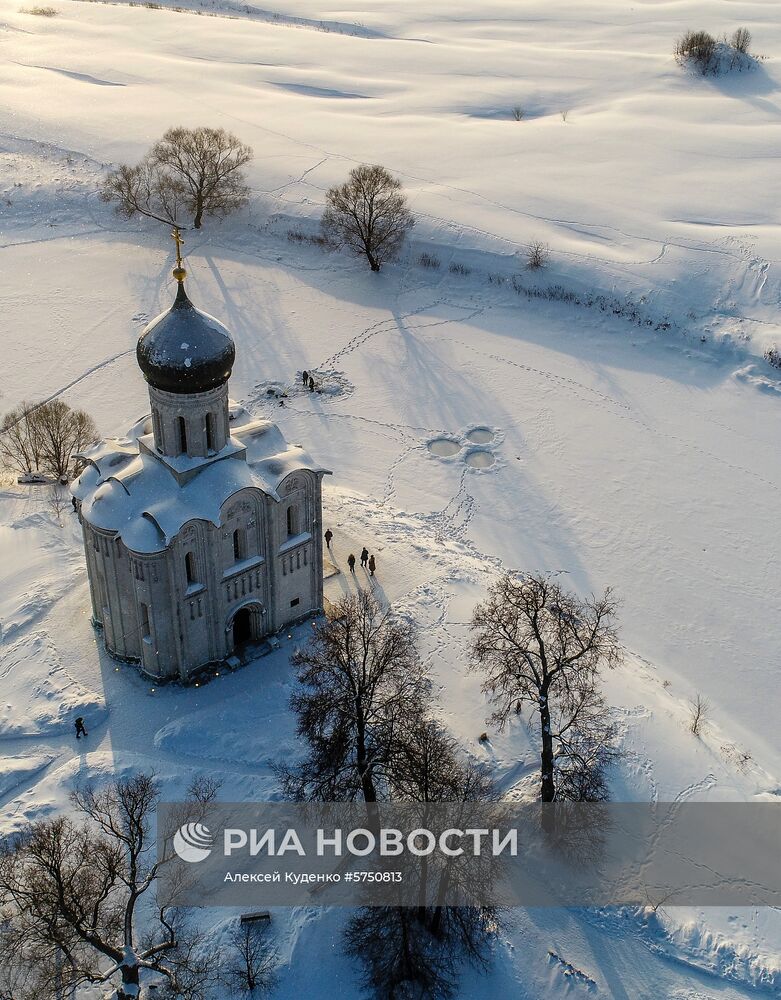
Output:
0,631,106,737
0,754,55,801
645,910,781,992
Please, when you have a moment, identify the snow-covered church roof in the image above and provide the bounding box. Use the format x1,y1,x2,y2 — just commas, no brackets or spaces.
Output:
72,405,327,555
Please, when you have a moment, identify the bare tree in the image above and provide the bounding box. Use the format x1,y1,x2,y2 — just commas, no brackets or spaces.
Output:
36,399,98,480
0,399,97,480
101,127,252,230
553,694,619,801
321,164,414,272
345,906,461,1000
346,721,499,1000
224,921,278,996
150,127,252,229
279,590,427,803
0,401,44,476
688,692,710,736
470,573,621,802
0,773,221,1000
280,597,500,997
100,158,188,227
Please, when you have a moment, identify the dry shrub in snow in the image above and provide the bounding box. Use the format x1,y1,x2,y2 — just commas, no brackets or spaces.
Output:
418,252,441,269
526,240,551,270
765,346,781,369
47,484,69,525
321,164,414,272
688,693,711,736
675,30,717,73
19,5,58,13
675,28,754,74
731,26,751,54
511,105,525,121
287,228,331,248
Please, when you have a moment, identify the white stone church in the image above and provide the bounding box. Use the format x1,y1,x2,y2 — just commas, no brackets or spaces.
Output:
71,267,329,681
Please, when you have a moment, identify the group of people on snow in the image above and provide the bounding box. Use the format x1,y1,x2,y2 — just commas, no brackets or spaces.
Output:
324,529,377,578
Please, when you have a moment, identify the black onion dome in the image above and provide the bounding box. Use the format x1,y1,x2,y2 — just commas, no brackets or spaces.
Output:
137,282,235,395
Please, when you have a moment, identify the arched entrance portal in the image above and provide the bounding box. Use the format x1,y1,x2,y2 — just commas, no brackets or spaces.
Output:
227,602,265,659
233,607,253,647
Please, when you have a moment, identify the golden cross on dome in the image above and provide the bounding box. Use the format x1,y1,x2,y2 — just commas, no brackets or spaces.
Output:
171,227,185,268
171,227,186,282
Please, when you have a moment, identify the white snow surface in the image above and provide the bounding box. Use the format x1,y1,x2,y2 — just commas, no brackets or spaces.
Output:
1,0,780,996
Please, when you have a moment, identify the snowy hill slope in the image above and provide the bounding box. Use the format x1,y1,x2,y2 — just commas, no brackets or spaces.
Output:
1,1,781,996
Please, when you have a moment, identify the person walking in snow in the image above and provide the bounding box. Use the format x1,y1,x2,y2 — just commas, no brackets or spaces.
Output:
302,370,309,385
368,554,376,577
360,547,369,568
324,528,333,549
75,716,88,739
308,376,316,392
347,553,356,573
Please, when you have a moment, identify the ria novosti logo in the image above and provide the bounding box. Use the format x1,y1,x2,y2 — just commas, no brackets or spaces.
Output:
173,823,214,863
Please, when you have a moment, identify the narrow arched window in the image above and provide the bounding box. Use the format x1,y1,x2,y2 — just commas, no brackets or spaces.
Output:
205,412,214,452
178,416,188,455
152,409,162,451
185,551,196,584
140,603,151,639
286,505,298,537
233,528,244,562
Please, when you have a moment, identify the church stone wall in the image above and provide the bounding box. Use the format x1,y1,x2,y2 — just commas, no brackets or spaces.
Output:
80,468,326,681
270,470,324,627
149,383,230,458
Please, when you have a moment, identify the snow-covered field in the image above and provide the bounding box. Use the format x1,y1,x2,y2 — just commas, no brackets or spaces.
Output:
1,0,780,995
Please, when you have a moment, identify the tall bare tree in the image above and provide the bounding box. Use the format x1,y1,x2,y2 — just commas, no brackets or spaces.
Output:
0,401,44,476
0,399,97,480
36,398,98,480
224,921,278,996
321,164,414,272
101,127,252,230
553,691,620,801
279,590,427,803
151,127,252,229
346,720,499,1000
280,597,501,997
470,573,621,802
0,773,220,1000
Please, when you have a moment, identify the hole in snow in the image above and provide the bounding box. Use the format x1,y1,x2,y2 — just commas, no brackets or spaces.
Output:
466,427,495,445
465,450,495,469
428,438,461,458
